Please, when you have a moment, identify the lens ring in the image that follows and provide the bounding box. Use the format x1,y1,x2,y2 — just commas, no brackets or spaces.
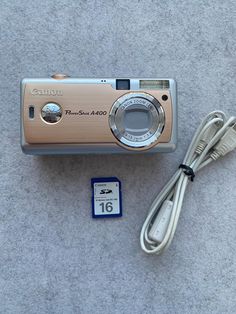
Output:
109,92,165,149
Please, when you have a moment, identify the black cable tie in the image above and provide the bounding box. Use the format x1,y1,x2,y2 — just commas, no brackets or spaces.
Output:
179,164,195,182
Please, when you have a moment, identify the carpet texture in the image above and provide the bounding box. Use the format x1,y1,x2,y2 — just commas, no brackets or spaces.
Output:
0,1,236,313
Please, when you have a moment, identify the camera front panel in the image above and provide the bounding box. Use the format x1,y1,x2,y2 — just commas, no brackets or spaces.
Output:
21,78,176,154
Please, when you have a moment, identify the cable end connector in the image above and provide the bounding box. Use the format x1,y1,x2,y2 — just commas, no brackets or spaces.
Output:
195,122,222,155
211,123,236,160
148,200,173,243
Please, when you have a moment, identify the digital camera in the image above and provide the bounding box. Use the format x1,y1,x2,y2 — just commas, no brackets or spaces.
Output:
21,74,177,154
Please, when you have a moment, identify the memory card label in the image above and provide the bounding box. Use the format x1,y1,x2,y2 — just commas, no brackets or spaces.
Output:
91,177,122,218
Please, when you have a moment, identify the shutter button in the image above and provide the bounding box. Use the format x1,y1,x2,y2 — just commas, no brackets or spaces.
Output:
51,73,69,80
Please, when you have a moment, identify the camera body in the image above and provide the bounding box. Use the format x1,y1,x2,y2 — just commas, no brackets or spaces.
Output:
21,75,177,154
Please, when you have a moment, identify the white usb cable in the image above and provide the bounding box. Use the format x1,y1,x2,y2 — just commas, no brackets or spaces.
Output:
140,111,236,255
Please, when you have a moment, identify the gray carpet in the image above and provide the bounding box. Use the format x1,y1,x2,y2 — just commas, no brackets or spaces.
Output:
0,1,236,313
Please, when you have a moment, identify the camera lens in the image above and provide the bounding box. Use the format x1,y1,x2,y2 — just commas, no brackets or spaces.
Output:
109,92,165,149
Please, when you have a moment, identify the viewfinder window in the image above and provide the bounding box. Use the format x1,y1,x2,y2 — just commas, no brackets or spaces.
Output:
116,79,130,90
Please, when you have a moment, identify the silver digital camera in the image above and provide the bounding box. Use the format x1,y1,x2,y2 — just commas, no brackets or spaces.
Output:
21,75,177,154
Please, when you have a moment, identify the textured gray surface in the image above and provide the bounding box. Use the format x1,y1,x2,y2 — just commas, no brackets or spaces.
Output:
0,1,236,313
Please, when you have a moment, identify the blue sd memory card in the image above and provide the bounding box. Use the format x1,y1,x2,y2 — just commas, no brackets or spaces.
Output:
91,177,122,218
